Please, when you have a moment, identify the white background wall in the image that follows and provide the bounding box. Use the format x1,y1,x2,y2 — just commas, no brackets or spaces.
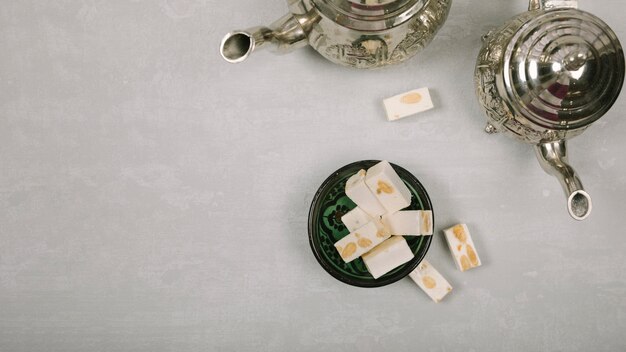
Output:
1,0,625,351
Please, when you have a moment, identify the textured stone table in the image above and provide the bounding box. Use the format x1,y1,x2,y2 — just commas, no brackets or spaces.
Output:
1,1,625,351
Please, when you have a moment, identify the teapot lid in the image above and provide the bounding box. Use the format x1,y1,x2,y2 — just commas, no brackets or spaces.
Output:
504,9,624,130
312,0,425,31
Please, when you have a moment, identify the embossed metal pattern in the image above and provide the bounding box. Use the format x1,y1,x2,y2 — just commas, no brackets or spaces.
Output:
309,0,451,68
475,12,555,144
475,8,624,144
222,0,451,68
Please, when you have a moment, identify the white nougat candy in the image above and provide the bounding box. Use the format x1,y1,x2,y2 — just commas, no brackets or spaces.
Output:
345,169,386,218
365,160,412,214
409,259,452,303
362,236,414,279
420,210,433,235
382,211,419,236
382,210,433,236
443,224,482,272
334,221,391,263
383,87,434,121
341,207,372,233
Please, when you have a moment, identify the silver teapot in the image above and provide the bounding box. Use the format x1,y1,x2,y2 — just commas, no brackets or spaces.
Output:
220,0,451,69
475,0,624,220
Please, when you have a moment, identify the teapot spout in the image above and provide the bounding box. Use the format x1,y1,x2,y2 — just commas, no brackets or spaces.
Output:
220,10,319,63
535,140,592,221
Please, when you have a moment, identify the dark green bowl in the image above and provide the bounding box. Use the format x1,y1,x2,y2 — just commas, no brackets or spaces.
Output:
308,160,434,288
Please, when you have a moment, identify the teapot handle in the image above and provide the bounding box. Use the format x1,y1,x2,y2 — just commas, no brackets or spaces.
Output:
528,0,578,10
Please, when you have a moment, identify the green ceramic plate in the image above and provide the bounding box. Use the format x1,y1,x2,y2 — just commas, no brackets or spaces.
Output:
308,160,434,288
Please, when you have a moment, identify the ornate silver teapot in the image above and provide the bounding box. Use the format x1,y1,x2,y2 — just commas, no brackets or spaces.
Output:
220,0,451,69
475,0,624,220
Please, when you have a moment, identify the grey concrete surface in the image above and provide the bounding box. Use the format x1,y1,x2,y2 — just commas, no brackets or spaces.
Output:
1,1,625,351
